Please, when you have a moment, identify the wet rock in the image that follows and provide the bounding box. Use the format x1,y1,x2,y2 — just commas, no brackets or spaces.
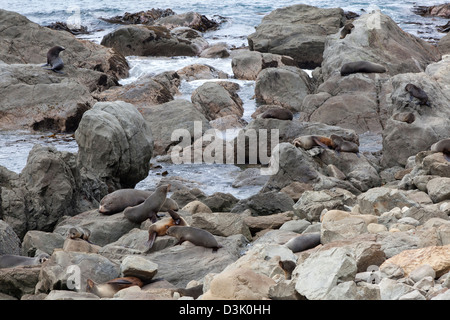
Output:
100,9,176,25
156,12,220,32
200,43,230,58
177,64,228,81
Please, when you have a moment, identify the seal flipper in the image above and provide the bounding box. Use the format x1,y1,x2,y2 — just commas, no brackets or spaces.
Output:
168,209,182,225
146,231,158,249
444,153,450,162
312,136,331,149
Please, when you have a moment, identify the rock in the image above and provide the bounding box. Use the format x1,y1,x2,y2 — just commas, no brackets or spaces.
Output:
279,219,311,234
145,234,248,288
231,50,296,80
380,245,450,278
191,82,243,121
412,3,450,18
54,209,137,247
357,187,418,216
321,214,369,244
200,43,230,58
399,290,426,300
244,211,294,234
0,266,42,299
231,167,270,188
181,201,212,214
0,220,21,255
100,25,201,57
140,99,210,156
202,267,276,300
62,238,100,253
367,223,388,234
94,75,173,108
231,190,295,216
75,101,153,190
22,231,65,257
294,246,358,300
44,290,100,300
0,10,129,80
170,27,209,53
255,67,312,112
379,278,414,300
438,34,450,55
176,64,228,82
100,8,176,25
248,4,346,68
321,10,441,81
0,63,95,132
324,281,380,300
191,211,252,240
36,250,119,294
427,178,450,203
409,264,436,283
201,192,239,212
156,11,219,32
120,255,158,281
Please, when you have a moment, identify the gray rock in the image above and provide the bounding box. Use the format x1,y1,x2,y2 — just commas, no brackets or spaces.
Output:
357,187,418,216
75,101,153,190
0,220,20,255
409,264,436,283
0,265,41,299
379,278,414,300
191,211,252,240
231,190,294,216
427,177,450,203
120,255,158,281
21,230,65,257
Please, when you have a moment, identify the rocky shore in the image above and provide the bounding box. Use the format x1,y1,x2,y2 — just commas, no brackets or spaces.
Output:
0,5,449,300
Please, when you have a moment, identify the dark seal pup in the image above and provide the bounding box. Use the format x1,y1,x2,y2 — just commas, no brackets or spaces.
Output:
405,83,430,106
340,23,354,39
68,226,92,243
166,226,222,252
330,134,360,154
42,46,65,74
0,253,49,268
340,61,386,76
431,138,450,161
261,107,293,121
123,185,171,224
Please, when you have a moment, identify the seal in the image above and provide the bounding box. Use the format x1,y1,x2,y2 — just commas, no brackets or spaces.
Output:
146,209,189,249
0,253,49,268
86,276,143,298
405,83,430,106
431,138,450,161
99,189,152,215
392,112,415,124
123,184,171,224
172,284,204,299
42,46,65,74
166,226,223,252
284,233,321,253
330,134,360,154
292,135,333,150
340,23,354,39
340,61,386,76
99,189,178,215
261,107,293,121
273,256,296,280
68,226,91,242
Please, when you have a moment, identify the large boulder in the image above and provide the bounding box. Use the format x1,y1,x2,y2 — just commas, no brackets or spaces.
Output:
255,67,312,112
248,4,346,68
0,63,95,132
321,10,441,81
0,220,21,255
0,9,129,80
100,25,202,57
75,101,153,190
140,99,211,156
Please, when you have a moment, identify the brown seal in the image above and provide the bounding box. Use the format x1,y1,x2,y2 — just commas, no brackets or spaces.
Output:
99,189,152,215
166,226,222,252
68,226,91,242
42,46,65,74
0,253,49,268
330,134,360,154
405,83,430,106
86,277,143,298
261,107,293,120
123,184,170,224
340,23,354,39
431,138,450,161
146,209,189,249
284,233,321,253
274,256,296,280
392,112,415,124
340,61,386,76
292,135,333,150
172,284,204,299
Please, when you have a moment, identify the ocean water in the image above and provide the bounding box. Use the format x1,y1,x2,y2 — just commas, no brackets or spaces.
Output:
0,0,446,196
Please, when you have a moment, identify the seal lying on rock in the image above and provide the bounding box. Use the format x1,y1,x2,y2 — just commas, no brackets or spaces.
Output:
284,233,321,253
166,226,223,252
86,277,143,298
0,253,49,268
405,83,430,106
330,134,360,154
292,135,333,150
100,188,178,215
146,209,189,249
68,226,92,243
431,138,450,161
123,185,171,224
42,46,65,74
340,61,386,76
261,107,293,120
